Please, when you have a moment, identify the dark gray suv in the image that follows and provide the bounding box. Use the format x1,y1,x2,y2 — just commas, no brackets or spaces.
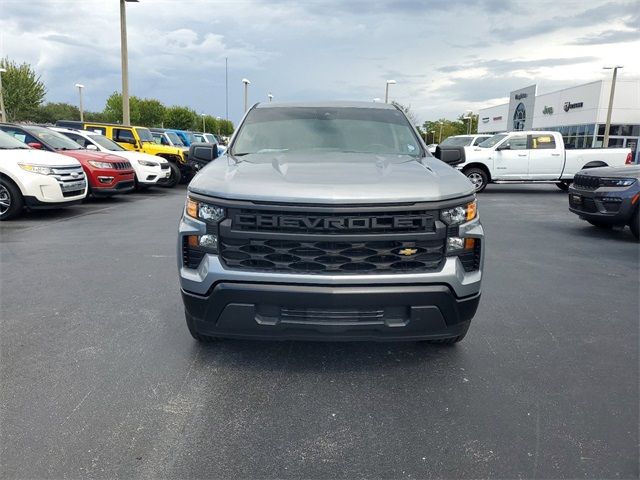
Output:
569,165,640,240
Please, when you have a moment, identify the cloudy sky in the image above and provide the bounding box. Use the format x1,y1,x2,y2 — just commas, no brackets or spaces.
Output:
1,0,638,125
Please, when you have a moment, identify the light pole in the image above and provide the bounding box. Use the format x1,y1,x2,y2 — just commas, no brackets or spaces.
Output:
438,121,444,143
430,130,435,144
120,0,138,125
268,93,273,102
242,78,251,113
216,116,221,136
74,83,85,122
462,111,473,134
0,67,6,123
384,80,396,103
201,113,206,133
603,65,623,148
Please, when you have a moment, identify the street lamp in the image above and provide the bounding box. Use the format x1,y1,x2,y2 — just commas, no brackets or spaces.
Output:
242,78,251,113
603,66,623,148
201,113,206,133
0,67,6,123
75,84,85,122
268,93,273,102
384,80,396,103
120,0,138,125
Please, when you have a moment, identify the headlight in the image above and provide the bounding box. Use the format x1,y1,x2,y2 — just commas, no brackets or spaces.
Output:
599,177,636,187
88,160,113,169
185,197,225,223
138,160,158,167
440,200,477,226
18,164,53,175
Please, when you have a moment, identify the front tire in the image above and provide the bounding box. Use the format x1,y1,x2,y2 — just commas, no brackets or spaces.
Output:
556,181,571,191
464,167,488,193
163,163,181,188
0,178,24,221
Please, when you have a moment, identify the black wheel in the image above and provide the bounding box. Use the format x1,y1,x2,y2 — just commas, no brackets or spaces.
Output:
463,167,488,193
629,208,639,240
587,220,613,229
425,324,469,345
556,181,571,191
162,162,181,188
185,311,217,343
0,178,24,221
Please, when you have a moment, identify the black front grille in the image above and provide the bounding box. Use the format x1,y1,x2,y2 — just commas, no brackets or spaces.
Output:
280,307,386,324
62,190,84,198
574,174,600,190
112,161,132,170
116,180,135,190
160,163,170,170
220,237,445,274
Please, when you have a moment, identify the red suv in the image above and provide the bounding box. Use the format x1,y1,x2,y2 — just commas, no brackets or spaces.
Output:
0,124,135,197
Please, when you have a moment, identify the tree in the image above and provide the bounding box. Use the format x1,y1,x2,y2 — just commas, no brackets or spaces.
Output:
34,102,80,124
0,58,47,121
138,98,165,127
102,91,141,124
391,101,419,127
164,106,197,130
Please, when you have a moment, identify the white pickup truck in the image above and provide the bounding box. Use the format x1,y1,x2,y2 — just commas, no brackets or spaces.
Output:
440,131,633,192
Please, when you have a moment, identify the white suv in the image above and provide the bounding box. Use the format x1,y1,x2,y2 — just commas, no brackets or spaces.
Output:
0,130,87,220
52,127,172,188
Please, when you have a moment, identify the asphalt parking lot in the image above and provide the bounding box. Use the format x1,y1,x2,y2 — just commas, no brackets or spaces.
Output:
1,184,638,479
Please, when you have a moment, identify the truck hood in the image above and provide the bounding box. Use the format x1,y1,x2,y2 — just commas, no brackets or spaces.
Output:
579,165,640,178
188,152,475,204
3,149,82,166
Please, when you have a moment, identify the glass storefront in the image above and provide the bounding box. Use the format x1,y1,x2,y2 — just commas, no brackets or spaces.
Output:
533,123,639,163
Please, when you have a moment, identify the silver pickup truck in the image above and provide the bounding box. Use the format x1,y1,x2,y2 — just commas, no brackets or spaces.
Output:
177,102,484,344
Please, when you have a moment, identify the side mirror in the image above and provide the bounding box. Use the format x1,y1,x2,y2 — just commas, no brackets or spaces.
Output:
27,142,42,150
434,146,464,166
496,143,510,151
86,144,98,151
188,143,219,166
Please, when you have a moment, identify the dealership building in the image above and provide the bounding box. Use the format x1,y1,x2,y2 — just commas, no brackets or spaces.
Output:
477,79,640,163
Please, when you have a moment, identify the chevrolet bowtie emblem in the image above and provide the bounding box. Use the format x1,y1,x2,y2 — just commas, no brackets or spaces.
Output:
398,248,418,256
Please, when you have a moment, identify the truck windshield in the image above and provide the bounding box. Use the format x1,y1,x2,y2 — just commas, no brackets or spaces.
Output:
232,106,423,156
478,134,508,148
0,130,30,149
440,136,473,147
90,134,126,151
135,128,155,143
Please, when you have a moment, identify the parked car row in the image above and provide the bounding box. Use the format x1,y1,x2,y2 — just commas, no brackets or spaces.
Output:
0,122,185,220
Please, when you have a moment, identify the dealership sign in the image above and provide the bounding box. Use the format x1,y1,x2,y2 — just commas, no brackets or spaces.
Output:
515,93,528,100
563,101,583,112
482,117,489,123
543,106,554,115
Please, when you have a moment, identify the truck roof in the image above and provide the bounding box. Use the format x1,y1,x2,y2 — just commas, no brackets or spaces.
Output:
254,101,397,110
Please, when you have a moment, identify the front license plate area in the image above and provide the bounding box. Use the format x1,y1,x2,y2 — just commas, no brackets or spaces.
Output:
61,180,87,192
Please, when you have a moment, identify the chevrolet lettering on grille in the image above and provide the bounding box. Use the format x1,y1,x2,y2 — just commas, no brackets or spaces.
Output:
235,213,432,231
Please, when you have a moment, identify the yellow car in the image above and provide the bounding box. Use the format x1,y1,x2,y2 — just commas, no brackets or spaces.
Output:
56,121,189,186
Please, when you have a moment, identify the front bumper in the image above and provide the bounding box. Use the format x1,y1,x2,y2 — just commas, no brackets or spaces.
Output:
568,185,639,224
92,180,135,196
178,213,484,340
135,163,169,185
183,283,479,341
